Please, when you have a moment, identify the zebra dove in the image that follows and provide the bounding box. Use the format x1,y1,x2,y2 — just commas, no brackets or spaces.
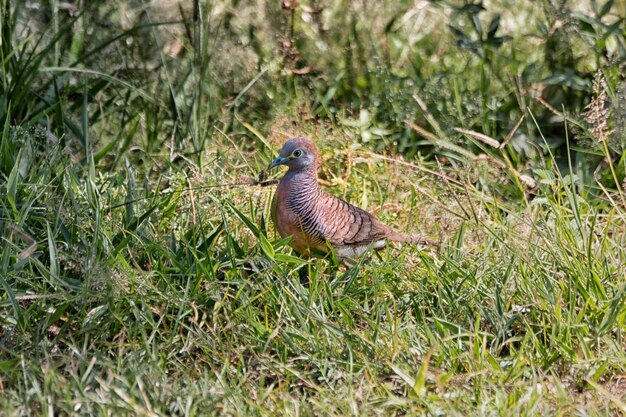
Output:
268,137,432,263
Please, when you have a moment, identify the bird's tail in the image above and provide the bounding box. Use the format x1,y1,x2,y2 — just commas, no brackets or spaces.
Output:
389,231,439,248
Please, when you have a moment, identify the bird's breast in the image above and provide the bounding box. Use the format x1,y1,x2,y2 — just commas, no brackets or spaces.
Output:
273,176,326,255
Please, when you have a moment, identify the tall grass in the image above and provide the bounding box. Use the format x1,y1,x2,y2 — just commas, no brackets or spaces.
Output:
1,0,625,415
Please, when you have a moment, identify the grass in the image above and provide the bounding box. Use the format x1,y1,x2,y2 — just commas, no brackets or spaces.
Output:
1,0,626,415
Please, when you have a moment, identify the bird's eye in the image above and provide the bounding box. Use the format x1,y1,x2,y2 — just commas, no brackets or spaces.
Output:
293,149,302,157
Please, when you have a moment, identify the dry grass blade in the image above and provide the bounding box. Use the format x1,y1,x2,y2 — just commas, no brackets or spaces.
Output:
404,119,475,159
7,224,37,260
454,127,500,148
404,119,439,142
501,115,525,149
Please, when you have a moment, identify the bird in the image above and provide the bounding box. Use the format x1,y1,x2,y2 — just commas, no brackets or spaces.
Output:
267,137,434,264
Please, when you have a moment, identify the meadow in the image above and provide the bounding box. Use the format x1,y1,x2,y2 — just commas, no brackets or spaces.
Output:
1,0,626,415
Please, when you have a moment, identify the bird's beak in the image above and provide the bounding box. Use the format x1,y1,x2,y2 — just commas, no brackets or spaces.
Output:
268,156,288,170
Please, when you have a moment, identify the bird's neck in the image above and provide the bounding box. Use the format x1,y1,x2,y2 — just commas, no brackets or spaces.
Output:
280,169,320,191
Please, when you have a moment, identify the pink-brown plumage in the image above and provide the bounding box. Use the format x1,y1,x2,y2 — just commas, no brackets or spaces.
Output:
269,138,433,260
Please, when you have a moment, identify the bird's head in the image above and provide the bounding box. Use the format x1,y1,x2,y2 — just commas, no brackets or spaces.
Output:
268,138,321,173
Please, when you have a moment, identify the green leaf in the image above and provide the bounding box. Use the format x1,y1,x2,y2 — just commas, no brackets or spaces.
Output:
487,15,500,39
471,13,482,37
6,148,21,216
47,222,59,279
258,233,275,259
0,267,23,331
414,349,433,396
228,202,260,237
600,0,615,17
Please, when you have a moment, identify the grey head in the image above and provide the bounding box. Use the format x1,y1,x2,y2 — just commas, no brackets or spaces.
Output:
268,137,321,173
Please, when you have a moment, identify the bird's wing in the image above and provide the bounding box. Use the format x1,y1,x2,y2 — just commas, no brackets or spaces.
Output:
317,193,394,246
